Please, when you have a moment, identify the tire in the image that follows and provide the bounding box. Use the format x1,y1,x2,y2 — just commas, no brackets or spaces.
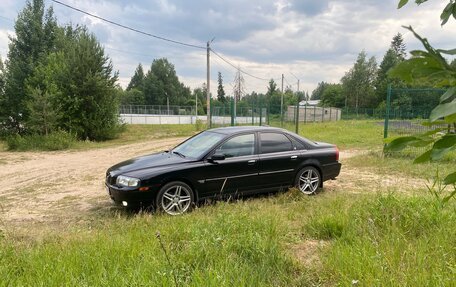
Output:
295,166,321,195
156,181,194,215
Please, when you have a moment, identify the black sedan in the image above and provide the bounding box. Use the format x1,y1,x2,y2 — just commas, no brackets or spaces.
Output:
105,126,341,215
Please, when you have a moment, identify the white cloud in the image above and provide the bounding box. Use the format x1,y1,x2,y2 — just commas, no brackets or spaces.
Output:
0,0,454,95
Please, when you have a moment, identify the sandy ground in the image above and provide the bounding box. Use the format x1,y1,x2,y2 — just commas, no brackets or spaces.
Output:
0,140,424,230
0,137,185,228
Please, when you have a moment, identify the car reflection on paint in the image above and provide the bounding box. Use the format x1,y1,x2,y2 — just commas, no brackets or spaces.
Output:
105,126,341,215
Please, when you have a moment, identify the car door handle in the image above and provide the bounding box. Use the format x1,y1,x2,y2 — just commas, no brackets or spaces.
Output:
290,155,298,160
247,160,257,165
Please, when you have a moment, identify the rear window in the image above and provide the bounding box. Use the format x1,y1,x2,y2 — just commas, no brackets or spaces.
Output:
260,132,293,154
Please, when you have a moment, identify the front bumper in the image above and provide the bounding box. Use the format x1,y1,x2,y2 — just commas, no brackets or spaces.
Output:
106,184,159,206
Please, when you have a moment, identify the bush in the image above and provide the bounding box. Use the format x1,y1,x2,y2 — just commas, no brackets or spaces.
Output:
6,131,77,151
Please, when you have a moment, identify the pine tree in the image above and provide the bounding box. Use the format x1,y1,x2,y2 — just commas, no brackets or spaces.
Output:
26,87,60,135
2,0,57,133
216,72,226,103
391,33,407,60
0,56,5,96
126,63,145,91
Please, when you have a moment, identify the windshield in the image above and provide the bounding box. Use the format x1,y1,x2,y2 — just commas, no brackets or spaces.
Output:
172,131,225,159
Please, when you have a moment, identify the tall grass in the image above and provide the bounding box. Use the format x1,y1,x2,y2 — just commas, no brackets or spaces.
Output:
1,192,454,286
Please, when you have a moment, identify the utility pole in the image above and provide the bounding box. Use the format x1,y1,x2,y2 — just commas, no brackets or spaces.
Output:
206,41,211,127
281,73,284,127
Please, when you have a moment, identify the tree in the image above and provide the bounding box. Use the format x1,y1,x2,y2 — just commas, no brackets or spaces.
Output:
2,0,57,133
143,58,182,105
320,84,345,107
341,51,377,109
375,36,406,106
26,87,60,135
0,56,5,97
266,79,281,114
217,72,226,103
386,1,456,203
126,63,145,91
311,81,329,100
391,33,407,60
48,27,120,140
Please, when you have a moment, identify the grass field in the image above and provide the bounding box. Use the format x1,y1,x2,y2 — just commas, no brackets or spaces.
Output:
1,120,455,286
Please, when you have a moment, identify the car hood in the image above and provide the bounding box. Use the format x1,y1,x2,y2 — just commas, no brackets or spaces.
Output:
107,152,191,177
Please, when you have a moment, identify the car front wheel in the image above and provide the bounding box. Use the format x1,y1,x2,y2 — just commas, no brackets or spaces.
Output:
156,181,194,215
295,166,321,195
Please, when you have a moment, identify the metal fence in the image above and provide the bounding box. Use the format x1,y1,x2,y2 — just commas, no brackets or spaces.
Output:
383,86,449,155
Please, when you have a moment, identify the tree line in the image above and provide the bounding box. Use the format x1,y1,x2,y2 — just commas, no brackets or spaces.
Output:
311,33,456,113
0,0,120,140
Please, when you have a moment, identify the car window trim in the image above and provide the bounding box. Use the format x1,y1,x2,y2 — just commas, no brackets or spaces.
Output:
204,132,257,160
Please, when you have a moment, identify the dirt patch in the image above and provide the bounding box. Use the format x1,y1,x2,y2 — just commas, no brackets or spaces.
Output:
0,145,424,232
324,150,425,194
291,240,329,268
0,137,185,228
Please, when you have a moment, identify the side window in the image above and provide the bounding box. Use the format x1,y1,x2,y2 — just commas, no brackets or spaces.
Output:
289,136,307,150
260,133,293,154
215,134,255,158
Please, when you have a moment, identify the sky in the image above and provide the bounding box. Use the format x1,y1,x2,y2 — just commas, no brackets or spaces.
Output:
0,0,455,96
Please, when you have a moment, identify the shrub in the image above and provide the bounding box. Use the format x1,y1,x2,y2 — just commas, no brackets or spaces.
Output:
6,131,77,151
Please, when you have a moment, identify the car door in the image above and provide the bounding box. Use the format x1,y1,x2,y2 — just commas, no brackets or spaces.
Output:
200,133,259,198
257,132,302,189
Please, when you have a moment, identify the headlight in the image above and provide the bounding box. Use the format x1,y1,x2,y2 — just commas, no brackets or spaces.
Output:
116,175,140,187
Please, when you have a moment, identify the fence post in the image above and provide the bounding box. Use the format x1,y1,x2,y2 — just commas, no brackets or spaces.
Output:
314,106,316,122
295,100,300,134
209,99,213,128
230,98,235,126
251,100,254,125
259,98,262,126
329,108,332,121
384,84,392,139
322,108,324,122
304,106,307,124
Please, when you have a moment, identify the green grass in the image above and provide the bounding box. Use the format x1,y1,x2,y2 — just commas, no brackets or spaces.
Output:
1,124,200,152
72,124,199,150
267,120,384,150
346,151,455,180
1,120,455,285
1,192,455,286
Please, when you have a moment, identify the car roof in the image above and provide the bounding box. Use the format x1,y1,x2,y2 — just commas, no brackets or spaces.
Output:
208,126,288,135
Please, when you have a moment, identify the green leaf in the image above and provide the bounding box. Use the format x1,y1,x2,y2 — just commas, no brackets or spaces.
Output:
444,172,456,185
440,2,454,25
385,136,419,152
409,50,430,57
430,136,456,161
440,87,456,102
433,134,456,149
422,127,446,136
437,48,456,55
421,120,447,127
442,189,456,203
398,0,409,9
429,99,456,122
413,150,431,163
445,113,456,123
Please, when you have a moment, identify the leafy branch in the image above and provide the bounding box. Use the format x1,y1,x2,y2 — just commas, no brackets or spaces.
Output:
385,8,456,201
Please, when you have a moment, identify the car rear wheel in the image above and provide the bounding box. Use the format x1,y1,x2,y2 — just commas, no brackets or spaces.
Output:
156,181,194,215
295,166,321,195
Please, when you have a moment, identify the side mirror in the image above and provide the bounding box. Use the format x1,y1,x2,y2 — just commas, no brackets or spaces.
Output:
209,153,226,162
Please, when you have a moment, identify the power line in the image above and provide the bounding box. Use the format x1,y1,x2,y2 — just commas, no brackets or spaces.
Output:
50,0,206,50
211,48,275,81
0,15,14,23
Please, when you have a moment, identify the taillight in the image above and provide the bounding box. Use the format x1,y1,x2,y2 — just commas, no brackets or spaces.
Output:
335,146,339,161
